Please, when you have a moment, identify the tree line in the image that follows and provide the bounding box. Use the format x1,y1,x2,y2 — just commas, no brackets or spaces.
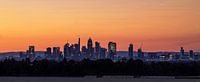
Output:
0,58,200,77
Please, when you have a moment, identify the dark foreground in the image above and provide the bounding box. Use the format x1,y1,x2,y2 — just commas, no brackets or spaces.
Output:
0,77,200,82
1,58,200,76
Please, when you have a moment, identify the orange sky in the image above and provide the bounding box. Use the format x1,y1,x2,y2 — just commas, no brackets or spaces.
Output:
0,0,200,52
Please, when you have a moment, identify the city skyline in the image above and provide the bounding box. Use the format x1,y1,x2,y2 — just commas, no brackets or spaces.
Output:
0,36,199,52
0,0,200,52
1,37,197,54
3,37,198,62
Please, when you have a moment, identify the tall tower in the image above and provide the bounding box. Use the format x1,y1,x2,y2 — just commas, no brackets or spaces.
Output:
53,47,62,58
180,47,184,59
45,47,52,57
189,50,194,59
64,43,70,58
78,37,81,52
128,43,133,59
108,42,117,60
87,37,94,58
138,48,143,58
95,41,101,59
46,47,52,55
28,46,35,54
27,45,36,61
100,48,107,59
87,37,93,49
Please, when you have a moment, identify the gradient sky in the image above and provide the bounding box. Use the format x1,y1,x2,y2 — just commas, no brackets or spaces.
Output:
0,0,200,52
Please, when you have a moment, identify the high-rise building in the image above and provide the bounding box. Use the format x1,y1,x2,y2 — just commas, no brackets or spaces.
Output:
69,44,75,57
28,46,36,59
82,46,87,52
46,47,52,55
28,46,35,55
74,43,81,55
45,47,52,57
64,43,70,58
108,42,117,60
138,48,143,58
87,37,93,49
180,47,184,59
128,43,133,59
87,37,94,58
53,47,60,54
100,48,107,59
53,47,62,61
95,41,101,59
53,47,61,56
78,37,81,52
81,46,87,58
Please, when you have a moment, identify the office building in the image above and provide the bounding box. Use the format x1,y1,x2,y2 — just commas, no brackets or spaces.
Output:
64,43,70,58
87,37,94,58
108,42,117,60
128,43,133,59
95,41,101,59
138,48,143,58
27,45,36,60
45,47,52,58
100,48,107,59
180,47,184,59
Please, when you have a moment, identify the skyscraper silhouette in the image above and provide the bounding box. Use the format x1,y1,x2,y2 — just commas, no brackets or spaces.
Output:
64,43,70,58
87,37,94,59
138,48,143,59
108,42,117,60
53,47,62,61
46,47,52,55
53,47,60,55
74,43,81,55
27,45,36,60
87,37,93,49
128,43,133,59
95,41,101,59
100,48,107,59
45,47,52,58
28,46,35,55
180,47,184,59
78,37,81,52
